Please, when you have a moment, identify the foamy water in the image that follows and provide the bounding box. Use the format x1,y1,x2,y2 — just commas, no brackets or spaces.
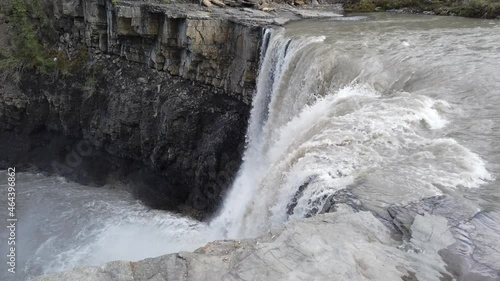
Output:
0,174,212,280
210,25,496,238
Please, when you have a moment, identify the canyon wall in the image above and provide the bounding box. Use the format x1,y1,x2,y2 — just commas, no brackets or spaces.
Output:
0,0,268,216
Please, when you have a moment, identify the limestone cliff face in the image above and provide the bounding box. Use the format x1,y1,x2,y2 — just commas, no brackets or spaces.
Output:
0,1,267,215
55,0,262,100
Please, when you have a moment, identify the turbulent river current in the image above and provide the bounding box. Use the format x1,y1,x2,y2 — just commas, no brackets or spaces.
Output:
1,13,499,281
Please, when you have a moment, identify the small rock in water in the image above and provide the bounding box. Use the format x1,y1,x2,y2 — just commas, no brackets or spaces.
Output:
138,77,148,84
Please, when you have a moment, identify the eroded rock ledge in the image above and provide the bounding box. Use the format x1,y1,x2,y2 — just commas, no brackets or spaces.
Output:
58,0,343,99
86,1,262,98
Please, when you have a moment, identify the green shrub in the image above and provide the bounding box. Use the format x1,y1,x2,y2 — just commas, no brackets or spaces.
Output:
2,0,55,76
0,51,24,82
0,0,90,81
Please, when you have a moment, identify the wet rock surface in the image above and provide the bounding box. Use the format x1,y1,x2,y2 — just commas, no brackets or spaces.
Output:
388,196,500,281
289,184,500,280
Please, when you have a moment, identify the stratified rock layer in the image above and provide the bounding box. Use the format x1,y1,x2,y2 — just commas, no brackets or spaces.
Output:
52,0,341,100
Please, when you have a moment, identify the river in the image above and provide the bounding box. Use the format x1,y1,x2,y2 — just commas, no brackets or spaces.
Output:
1,13,499,280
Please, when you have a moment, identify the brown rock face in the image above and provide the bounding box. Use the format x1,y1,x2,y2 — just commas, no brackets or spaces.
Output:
75,1,263,100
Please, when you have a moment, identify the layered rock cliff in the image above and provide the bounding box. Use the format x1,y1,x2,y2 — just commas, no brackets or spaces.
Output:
0,0,270,215
1,61,251,214
78,1,264,98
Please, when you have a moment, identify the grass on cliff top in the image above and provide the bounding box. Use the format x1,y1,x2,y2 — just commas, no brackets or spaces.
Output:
0,0,88,81
344,0,500,18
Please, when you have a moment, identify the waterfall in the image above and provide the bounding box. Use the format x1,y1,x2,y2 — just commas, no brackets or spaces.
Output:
209,27,492,239
209,29,328,238
7,16,500,281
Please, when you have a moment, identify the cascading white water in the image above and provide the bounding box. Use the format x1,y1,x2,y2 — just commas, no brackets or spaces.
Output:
209,29,331,238
210,26,494,239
